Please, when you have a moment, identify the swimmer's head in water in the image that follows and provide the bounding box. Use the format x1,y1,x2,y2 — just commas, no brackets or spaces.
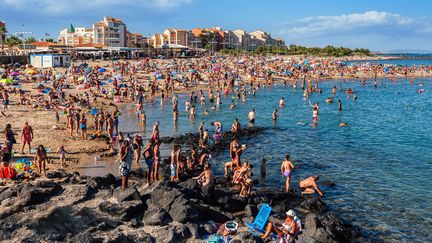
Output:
313,175,319,181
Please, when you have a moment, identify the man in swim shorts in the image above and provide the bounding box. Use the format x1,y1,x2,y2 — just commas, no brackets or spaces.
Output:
299,175,324,196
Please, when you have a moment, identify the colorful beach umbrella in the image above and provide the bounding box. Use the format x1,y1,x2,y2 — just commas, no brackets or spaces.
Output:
10,72,19,76
98,68,106,73
25,69,38,75
0,79,13,84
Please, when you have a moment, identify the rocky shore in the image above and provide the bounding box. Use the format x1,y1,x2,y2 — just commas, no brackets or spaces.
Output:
0,127,358,242
0,169,356,243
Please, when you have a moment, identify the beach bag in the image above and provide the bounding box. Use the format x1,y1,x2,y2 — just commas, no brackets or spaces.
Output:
218,221,238,236
119,161,130,176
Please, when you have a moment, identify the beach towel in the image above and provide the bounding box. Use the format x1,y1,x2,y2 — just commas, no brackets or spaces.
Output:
202,234,230,243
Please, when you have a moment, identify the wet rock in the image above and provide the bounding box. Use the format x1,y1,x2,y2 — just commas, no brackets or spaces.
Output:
319,213,353,242
299,197,326,214
320,180,336,187
87,174,117,189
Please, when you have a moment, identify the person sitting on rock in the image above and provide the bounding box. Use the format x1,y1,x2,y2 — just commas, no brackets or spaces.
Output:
261,212,297,242
239,164,253,197
286,209,302,239
299,175,324,196
193,163,214,188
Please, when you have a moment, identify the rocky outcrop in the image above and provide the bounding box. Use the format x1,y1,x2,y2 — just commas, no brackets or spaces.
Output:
0,170,356,242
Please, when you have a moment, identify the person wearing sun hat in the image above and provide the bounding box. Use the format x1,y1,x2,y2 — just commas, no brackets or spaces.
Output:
286,209,303,238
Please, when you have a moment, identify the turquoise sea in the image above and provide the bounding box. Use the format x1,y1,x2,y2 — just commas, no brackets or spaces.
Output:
117,59,432,242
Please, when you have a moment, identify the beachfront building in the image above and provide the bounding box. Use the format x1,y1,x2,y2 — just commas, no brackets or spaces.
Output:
191,27,227,50
147,34,166,48
92,16,127,47
163,29,189,47
231,29,252,51
58,27,94,46
30,53,70,68
126,32,144,48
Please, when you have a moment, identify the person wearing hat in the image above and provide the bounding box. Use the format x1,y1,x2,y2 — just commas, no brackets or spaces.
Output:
261,210,297,242
286,209,303,238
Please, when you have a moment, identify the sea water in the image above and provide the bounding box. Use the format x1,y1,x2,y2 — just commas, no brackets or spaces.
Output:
117,66,431,242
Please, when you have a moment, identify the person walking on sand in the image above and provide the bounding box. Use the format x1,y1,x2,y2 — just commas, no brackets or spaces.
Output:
300,175,324,196
281,154,294,193
20,122,34,154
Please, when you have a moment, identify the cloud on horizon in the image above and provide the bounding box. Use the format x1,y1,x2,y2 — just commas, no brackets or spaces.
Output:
0,0,194,15
281,11,432,39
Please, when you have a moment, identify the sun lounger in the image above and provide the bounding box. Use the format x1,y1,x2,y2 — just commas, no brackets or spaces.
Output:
246,203,272,236
202,234,230,243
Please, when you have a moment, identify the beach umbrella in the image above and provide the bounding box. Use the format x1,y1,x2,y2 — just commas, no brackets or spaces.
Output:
0,68,5,74
84,67,92,74
13,63,21,67
98,68,106,73
10,72,19,76
77,76,85,81
55,73,64,80
189,69,197,73
78,63,88,68
0,79,13,84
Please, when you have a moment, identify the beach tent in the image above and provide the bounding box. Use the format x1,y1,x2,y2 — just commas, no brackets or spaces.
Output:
0,79,13,84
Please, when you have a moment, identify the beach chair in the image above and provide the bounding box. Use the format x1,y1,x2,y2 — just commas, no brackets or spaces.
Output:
246,203,272,236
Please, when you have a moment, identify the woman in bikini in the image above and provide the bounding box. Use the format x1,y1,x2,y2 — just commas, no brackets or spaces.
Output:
34,145,48,176
281,154,295,193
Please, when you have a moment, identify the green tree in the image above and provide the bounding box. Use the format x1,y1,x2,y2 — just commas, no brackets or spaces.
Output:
5,35,22,47
25,36,37,44
45,38,55,43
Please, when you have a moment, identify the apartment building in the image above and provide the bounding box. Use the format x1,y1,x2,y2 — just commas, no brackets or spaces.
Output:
58,27,93,46
163,29,189,46
92,16,127,47
126,32,144,48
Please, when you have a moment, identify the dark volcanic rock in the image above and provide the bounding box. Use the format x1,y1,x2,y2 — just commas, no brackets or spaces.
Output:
70,232,94,243
18,182,62,206
87,174,117,189
299,197,326,214
98,200,144,221
143,205,172,226
46,170,70,179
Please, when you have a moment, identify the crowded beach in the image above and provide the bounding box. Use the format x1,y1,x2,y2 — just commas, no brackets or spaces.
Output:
0,53,431,242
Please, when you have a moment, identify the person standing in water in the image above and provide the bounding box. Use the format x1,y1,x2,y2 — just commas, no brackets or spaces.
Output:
248,108,256,123
338,99,342,111
281,154,294,193
272,109,279,121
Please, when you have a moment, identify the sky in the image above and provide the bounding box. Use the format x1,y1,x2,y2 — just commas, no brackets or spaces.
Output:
1,0,432,52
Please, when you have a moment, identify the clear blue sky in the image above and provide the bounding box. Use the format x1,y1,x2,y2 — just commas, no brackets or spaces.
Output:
1,0,431,51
